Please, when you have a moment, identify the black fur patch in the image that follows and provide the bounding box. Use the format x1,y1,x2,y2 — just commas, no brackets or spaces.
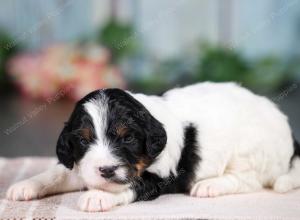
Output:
132,124,201,201
176,124,201,192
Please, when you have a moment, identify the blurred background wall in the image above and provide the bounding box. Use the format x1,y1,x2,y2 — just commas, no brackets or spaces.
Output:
1,0,300,58
0,0,299,157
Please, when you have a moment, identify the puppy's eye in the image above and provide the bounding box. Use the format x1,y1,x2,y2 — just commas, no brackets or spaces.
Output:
80,138,89,146
122,134,134,143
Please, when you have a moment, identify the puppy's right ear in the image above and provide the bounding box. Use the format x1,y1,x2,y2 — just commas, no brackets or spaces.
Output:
56,128,74,169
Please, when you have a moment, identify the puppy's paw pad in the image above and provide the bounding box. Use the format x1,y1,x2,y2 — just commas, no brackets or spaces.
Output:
273,176,293,193
78,190,117,212
6,180,43,201
190,179,226,198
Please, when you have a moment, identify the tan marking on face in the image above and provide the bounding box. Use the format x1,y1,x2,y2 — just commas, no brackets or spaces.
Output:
135,158,149,176
80,128,92,141
116,124,128,137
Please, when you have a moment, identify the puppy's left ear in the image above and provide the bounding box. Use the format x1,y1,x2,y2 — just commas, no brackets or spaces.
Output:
144,114,167,159
56,127,74,169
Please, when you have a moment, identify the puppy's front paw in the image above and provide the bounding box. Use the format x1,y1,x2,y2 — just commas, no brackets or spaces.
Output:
190,178,227,198
273,175,293,193
6,180,44,201
78,190,119,212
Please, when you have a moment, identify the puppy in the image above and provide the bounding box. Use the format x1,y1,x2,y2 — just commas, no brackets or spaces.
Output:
7,82,300,212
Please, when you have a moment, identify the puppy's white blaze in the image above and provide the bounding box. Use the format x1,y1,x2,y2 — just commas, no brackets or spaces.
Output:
83,144,120,168
83,95,108,143
84,96,121,163
81,95,122,189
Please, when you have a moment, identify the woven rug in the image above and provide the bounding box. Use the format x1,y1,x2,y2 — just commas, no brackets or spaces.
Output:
0,157,300,220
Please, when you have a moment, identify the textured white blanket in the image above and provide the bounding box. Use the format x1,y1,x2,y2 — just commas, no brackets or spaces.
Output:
0,157,299,220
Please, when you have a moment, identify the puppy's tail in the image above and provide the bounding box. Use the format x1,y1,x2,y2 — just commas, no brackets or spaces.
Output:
273,136,300,193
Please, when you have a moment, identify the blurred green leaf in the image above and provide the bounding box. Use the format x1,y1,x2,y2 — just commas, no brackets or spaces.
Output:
0,29,20,90
98,19,137,62
195,45,250,82
246,56,286,92
194,44,290,92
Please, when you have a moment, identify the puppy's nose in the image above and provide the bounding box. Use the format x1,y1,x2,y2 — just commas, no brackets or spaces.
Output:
99,166,118,178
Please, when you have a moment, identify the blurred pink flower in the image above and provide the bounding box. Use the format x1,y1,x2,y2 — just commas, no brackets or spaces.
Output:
7,44,126,101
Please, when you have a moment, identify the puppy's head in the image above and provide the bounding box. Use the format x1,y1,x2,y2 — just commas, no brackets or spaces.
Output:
56,89,167,192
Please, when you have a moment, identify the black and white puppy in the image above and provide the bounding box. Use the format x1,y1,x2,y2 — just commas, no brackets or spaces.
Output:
7,82,300,212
